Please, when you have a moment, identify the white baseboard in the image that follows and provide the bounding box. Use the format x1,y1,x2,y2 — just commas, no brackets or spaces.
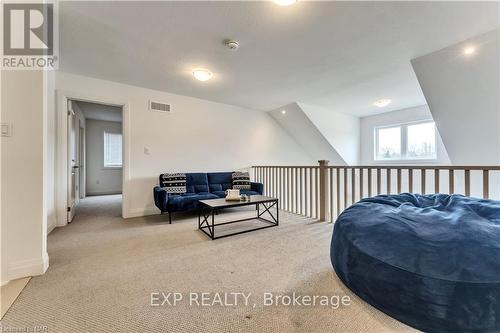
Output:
125,206,160,218
42,252,49,272
3,253,49,284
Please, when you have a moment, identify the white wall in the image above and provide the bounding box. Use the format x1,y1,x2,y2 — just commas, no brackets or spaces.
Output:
411,29,500,165
86,119,123,195
46,71,56,234
360,105,451,165
1,70,49,284
269,103,347,165
55,72,315,219
299,103,360,165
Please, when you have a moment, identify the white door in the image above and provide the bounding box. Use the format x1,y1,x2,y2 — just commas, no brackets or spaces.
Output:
79,126,85,198
75,119,81,204
67,101,79,222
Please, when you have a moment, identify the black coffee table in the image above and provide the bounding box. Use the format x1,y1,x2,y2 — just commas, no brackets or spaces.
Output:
198,195,279,240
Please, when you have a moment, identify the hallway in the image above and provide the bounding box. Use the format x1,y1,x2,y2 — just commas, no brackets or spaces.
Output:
75,195,123,220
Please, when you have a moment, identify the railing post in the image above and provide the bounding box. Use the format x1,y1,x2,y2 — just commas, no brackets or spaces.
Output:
318,160,329,222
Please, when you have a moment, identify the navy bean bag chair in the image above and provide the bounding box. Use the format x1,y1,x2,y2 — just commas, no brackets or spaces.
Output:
331,193,500,333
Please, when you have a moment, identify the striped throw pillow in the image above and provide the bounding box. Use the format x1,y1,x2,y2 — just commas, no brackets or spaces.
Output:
232,172,251,190
161,173,187,194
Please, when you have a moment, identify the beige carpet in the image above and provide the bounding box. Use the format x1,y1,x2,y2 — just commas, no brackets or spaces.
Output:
1,195,417,332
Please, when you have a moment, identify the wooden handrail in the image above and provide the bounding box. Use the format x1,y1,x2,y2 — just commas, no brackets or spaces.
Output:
253,165,500,170
252,164,500,223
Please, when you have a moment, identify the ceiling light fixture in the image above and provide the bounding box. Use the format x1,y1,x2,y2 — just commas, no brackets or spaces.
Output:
281,110,287,114
274,0,297,6
192,69,213,82
373,98,392,108
463,46,476,56
224,39,240,51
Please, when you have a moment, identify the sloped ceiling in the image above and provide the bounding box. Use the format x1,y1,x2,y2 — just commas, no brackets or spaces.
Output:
269,103,348,165
412,29,500,165
298,103,360,165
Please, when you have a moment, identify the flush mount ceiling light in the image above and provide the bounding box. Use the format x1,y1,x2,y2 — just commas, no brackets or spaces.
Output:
463,46,476,56
192,69,213,82
373,98,392,108
281,110,287,114
274,0,297,5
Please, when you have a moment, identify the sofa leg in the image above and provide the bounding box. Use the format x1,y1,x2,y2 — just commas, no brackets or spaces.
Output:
169,212,172,224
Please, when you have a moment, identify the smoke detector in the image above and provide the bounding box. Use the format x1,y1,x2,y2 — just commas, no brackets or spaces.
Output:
224,39,240,51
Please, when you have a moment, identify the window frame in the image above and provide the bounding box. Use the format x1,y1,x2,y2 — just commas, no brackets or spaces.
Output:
374,120,437,163
103,131,123,169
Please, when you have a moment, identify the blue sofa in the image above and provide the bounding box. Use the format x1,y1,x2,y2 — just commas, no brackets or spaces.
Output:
153,172,263,223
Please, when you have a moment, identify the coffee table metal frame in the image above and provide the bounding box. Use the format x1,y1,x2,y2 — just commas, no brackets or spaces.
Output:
198,196,279,240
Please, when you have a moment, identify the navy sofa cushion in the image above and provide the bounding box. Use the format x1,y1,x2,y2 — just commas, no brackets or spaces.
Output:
212,191,226,198
331,193,500,333
185,173,209,193
250,182,263,194
209,184,222,192
208,172,233,192
167,193,218,212
207,172,232,184
153,186,168,212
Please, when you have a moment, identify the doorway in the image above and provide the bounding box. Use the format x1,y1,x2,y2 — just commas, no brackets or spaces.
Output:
66,99,124,223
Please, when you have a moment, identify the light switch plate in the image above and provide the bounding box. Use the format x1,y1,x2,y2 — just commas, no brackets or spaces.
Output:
1,123,12,137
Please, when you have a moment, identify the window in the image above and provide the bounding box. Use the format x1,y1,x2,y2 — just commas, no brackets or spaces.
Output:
104,132,122,168
375,126,401,160
406,122,436,159
375,121,436,161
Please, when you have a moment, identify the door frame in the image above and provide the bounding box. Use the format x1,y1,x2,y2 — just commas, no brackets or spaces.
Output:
56,90,130,227
66,101,77,222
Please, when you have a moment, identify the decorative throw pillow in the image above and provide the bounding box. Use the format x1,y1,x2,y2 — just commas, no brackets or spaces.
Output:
161,173,187,195
232,172,251,190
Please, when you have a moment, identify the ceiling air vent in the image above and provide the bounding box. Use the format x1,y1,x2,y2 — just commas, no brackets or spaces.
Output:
149,100,171,113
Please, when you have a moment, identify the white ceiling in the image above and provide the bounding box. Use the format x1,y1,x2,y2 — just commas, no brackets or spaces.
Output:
75,101,123,122
59,1,500,117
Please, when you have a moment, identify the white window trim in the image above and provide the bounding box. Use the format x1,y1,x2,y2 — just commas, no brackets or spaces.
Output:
103,131,123,169
374,119,437,163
